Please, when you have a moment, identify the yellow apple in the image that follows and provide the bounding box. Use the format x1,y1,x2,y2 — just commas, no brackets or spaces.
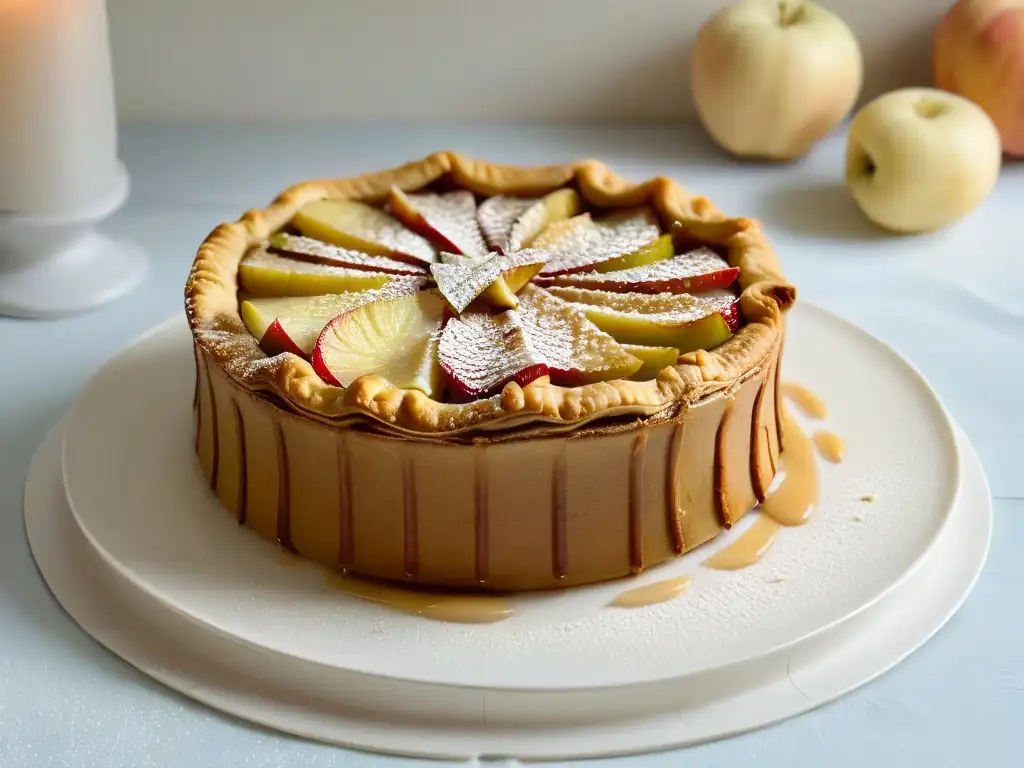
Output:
934,0,1024,157
844,88,1002,234
690,0,863,160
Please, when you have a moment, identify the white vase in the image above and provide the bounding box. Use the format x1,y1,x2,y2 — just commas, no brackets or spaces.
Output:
0,0,146,318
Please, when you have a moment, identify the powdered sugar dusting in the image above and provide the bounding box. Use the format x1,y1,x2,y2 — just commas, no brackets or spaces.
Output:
547,286,738,325
301,199,439,263
269,234,428,275
242,248,389,278
536,247,739,293
476,195,536,253
430,249,549,313
438,285,638,398
392,188,487,257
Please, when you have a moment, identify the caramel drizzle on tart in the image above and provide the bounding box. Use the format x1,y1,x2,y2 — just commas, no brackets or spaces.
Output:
474,448,490,584
774,344,784,448
205,355,220,491
193,346,202,455
192,344,200,411
232,400,248,524
750,379,770,503
667,422,687,554
402,456,419,578
713,399,735,527
274,423,296,552
629,431,648,573
551,447,569,579
337,437,355,567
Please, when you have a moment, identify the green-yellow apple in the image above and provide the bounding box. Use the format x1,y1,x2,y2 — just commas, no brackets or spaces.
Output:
690,0,863,160
934,0,1024,157
844,88,1002,233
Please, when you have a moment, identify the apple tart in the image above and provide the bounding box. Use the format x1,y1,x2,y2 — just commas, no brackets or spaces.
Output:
185,151,796,592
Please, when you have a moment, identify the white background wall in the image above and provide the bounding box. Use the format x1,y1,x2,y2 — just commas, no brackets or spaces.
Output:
107,0,952,122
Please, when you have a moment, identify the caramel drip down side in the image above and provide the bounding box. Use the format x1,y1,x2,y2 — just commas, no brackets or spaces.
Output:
192,344,200,411
765,426,776,474
762,414,819,526
232,401,248,525
773,344,784,448
552,447,569,579
336,437,354,567
205,355,220,491
629,431,648,573
402,456,419,578
667,422,686,553
193,347,203,456
713,399,734,526
273,423,295,552
750,380,769,502
474,448,490,584
705,389,824,571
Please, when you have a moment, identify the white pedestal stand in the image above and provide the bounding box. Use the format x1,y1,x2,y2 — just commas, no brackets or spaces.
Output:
0,165,146,318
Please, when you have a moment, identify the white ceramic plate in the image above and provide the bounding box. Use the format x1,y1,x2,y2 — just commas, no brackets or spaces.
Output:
60,302,960,690
27,416,991,760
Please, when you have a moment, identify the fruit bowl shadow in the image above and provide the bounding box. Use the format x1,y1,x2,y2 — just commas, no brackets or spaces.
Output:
758,181,898,243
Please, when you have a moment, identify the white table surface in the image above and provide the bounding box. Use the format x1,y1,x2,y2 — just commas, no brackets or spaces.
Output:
1,123,1021,767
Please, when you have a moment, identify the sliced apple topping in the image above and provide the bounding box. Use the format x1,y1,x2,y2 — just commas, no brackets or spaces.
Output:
240,279,427,357
239,249,395,298
476,195,536,253
532,209,667,275
292,198,438,264
622,344,681,380
507,188,581,251
430,249,548,313
531,213,605,251
545,286,740,354
535,247,740,294
312,290,446,396
387,187,488,257
438,284,642,399
595,205,661,237
268,234,428,276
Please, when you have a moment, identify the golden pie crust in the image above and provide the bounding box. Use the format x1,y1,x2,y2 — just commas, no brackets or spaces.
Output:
185,151,796,591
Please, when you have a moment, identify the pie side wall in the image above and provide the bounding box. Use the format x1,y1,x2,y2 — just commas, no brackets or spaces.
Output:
192,337,783,592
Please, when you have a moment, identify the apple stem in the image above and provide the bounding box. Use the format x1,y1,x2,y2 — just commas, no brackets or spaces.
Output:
777,1,806,26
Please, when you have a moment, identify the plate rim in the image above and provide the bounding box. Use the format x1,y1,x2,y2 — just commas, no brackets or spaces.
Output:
58,302,964,692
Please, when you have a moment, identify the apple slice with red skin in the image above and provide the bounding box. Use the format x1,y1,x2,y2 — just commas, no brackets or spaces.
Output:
430,249,548,313
312,290,447,397
291,198,438,265
507,188,581,251
532,212,669,275
476,195,535,254
544,286,740,354
268,234,429,276
387,187,487,257
240,278,426,357
438,284,642,400
239,249,396,297
534,247,740,293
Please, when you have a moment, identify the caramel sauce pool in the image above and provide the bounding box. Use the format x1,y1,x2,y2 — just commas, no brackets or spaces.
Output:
610,575,692,608
705,382,828,571
780,382,828,420
324,572,514,624
703,516,782,571
813,430,845,463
